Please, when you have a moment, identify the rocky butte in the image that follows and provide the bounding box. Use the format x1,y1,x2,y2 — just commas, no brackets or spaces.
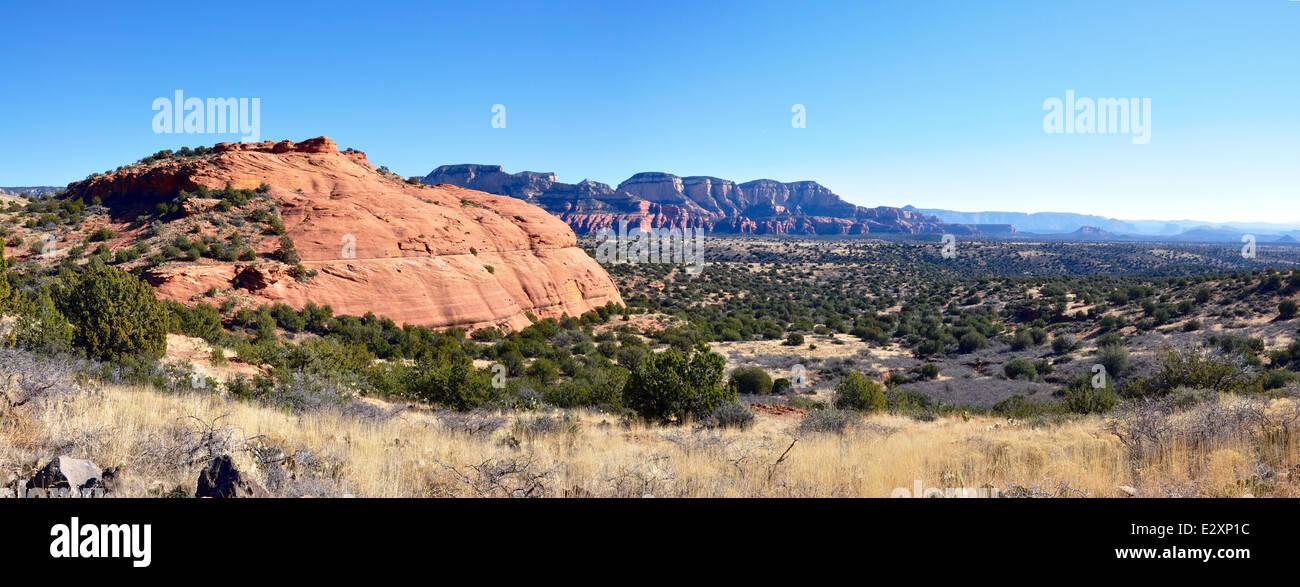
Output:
424,164,1002,236
63,137,622,332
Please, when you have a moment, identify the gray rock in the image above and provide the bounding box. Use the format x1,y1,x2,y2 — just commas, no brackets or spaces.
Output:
26,456,103,497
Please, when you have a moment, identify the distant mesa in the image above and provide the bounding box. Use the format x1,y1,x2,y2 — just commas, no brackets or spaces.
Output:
1035,225,1130,241
424,164,999,236
915,206,1300,243
908,206,1138,235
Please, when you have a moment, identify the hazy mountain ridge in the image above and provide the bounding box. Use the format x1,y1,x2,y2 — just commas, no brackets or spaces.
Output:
912,206,1300,243
0,186,63,198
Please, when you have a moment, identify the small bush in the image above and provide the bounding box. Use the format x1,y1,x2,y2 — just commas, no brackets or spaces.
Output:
832,372,886,413
917,364,940,380
797,408,859,434
700,401,755,430
1141,347,1263,396
728,366,773,395
958,332,987,354
10,289,74,354
1096,344,1130,378
1003,358,1038,381
88,227,115,242
621,343,731,423
1052,335,1079,355
1063,381,1118,414
512,414,581,438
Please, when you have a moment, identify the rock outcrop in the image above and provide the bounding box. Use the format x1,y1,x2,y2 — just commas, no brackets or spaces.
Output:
196,455,268,498
424,165,981,236
65,138,622,332
26,456,104,496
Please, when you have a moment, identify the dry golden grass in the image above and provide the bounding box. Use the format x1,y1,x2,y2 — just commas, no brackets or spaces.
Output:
5,383,1297,498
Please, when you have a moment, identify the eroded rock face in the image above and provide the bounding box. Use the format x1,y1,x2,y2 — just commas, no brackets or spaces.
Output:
424,165,981,236
71,138,622,332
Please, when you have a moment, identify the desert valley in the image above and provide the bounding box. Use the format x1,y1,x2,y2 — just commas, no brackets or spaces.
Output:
0,137,1298,498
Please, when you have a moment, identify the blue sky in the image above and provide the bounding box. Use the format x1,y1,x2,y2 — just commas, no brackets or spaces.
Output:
1,0,1296,222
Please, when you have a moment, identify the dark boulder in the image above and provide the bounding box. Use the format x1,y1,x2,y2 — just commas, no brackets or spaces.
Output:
196,455,268,498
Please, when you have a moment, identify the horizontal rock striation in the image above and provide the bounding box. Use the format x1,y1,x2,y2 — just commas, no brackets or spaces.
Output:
424,165,984,236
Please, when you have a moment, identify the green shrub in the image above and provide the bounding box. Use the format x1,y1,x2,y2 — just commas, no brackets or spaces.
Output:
918,364,940,380
59,264,168,361
958,331,987,353
832,372,886,413
406,354,492,410
783,332,804,346
621,343,730,423
1130,347,1264,397
1265,368,1298,390
1002,358,1038,381
991,395,1044,419
10,289,74,354
1062,376,1118,414
0,240,8,303
885,387,934,417
1096,332,1124,348
1168,386,1218,408
728,366,773,395
1051,334,1079,355
275,236,300,265
526,357,559,385
1095,344,1130,378
167,301,224,342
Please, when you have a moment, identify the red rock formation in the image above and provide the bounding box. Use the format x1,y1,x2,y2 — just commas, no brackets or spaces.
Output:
424,165,983,236
72,138,623,332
